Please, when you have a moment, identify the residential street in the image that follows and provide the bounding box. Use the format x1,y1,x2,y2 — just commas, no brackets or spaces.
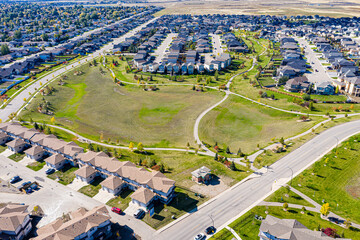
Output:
153,33,177,63
297,37,333,84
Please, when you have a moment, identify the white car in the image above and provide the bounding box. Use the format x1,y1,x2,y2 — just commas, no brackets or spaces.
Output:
194,233,206,240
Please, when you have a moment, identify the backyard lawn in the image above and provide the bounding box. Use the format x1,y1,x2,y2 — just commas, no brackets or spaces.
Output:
142,188,208,229
199,95,322,154
78,177,104,197
8,153,25,162
106,188,133,210
47,165,78,185
26,161,46,171
19,64,224,148
292,134,360,224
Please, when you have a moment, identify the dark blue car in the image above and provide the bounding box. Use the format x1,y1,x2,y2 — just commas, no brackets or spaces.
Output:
10,176,21,184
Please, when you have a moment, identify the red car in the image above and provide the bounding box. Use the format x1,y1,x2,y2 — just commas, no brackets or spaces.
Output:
111,207,122,214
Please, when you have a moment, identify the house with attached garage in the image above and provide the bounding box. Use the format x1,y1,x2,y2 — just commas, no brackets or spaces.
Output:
101,175,126,195
6,138,28,153
191,166,212,183
314,82,335,95
24,145,46,161
284,76,311,92
45,153,67,170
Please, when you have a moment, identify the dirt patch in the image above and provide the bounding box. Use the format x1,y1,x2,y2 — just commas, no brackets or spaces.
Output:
190,175,230,198
346,176,360,199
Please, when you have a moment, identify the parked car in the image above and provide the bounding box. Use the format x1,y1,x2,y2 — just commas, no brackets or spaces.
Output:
205,226,216,234
21,181,31,187
194,233,206,240
45,168,55,175
134,209,145,219
315,69,319,72
111,207,122,214
10,176,21,184
26,188,33,194
30,183,38,190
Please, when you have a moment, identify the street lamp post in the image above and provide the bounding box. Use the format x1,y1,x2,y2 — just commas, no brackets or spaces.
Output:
288,167,294,187
209,214,214,227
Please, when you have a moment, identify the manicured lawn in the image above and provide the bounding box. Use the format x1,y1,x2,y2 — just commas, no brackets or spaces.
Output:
0,145,7,153
142,188,208,229
19,64,224,148
26,161,46,171
265,186,314,207
106,188,133,211
292,134,360,224
212,206,360,240
199,95,322,154
210,228,233,240
8,153,25,162
47,165,78,185
78,177,104,197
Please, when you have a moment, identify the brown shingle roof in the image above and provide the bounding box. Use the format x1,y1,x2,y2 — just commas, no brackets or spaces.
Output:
131,187,156,205
74,165,97,178
0,204,29,232
24,145,45,156
6,138,26,148
101,175,124,190
45,154,66,165
34,205,111,240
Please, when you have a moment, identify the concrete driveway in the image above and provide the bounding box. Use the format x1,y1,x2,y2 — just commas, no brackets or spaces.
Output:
93,189,115,204
67,178,88,191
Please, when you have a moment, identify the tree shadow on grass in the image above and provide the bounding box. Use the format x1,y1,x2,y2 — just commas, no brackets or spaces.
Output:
288,209,298,214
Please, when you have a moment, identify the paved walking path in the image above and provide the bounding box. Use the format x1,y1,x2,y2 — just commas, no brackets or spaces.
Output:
225,226,242,240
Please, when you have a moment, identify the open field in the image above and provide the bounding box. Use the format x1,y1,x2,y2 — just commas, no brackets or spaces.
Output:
265,186,314,208
19,64,224,148
145,0,360,17
199,95,322,154
292,134,360,224
211,206,360,240
254,115,360,168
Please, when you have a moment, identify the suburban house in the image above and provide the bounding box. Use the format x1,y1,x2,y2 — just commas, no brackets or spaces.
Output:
284,76,311,92
314,82,335,95
101,175,126,195
191,166,212,183
33,206,112,240
0,203,33,240
74,165,98,184
259,215,350,240
6,138,28,153
24,145,46,161
44,153,67,170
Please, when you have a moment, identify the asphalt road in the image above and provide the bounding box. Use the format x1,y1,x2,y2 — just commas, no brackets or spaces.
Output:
153,119,360,240
297,37,333,84
154,33,177,63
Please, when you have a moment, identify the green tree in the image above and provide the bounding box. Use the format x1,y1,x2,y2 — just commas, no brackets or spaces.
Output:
214,152,218,161
283,202,288,210
230,161,236,171
137,142,144,152
0,44,10,56
159,163,165,173
226,146,230,154
214,70,219,81
302,94,311,101
14,30,22,39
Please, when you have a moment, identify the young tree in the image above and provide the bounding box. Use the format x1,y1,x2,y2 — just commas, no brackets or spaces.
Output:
279,137,285,145
159,163,165,173
237,148,243,157
230,161,237,171
139,159,143,166
0,44,10,56
149,159,157,168
137,142,144,152
129,142,134,151
214,70,219,81
88,143,94,151
226,146,231,154
50,117,55,125
320,203,330,217
214,152,218,161
283,202,288,211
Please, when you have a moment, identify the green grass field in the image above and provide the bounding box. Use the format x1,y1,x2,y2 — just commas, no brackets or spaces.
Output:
8,153,25,162
19,64,224,148
47,165,77,185
106,188,133,211
78,177,104,197
265,186,314,207
199,95,322,154
292,134,360,224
